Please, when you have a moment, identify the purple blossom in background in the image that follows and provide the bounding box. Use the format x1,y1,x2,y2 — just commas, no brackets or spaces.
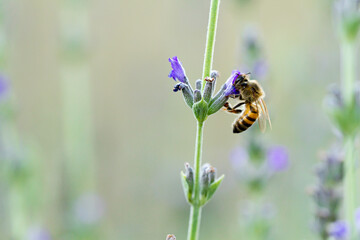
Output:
253,60,268,79
328,220,348,240
168,56,187,83
0,75,9,99
266,146,289,172
230,147,249,170
27,226,51,240
73,193,105,225
224,70,241,97
355,207,360,231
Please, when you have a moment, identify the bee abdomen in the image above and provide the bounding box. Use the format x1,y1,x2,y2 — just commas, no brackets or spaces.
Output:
232,111,258,134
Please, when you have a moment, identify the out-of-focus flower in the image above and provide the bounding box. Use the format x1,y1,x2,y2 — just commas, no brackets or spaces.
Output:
224,70,241,97
266,146,289,172
0,75,9,99
27,226,51,240
73,193,105,225
327,220,348,239
253,60,268,79
355,207,360,231
316,151,344,187
168,56,187,83
230,147,249,170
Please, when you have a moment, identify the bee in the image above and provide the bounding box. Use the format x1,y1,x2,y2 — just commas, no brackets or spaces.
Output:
223,73,271,133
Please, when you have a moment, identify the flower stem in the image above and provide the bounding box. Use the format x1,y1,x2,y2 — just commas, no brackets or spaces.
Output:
344,136,356,239
341,37,357,239
187,121,204,240
201,0,221,91
341,41,356,106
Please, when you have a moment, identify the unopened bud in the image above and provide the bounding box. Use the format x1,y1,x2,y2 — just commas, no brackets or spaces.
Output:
185,163,194,194
166,234,176,240
193,89,202,103
210,70,219,95
173,82,194,108
195,79,202,91
203,77,214,103
201,164,211,196
208,85,229,115
209,166,216,183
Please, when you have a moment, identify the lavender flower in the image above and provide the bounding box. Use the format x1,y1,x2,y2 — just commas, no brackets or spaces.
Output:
27,226,51,240
168,56,187,83
0,75,9,99
266,146,289,172
224,70,241,97
327,220,348,240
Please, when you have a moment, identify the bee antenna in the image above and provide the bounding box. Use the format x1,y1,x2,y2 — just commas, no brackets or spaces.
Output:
246,72,251,75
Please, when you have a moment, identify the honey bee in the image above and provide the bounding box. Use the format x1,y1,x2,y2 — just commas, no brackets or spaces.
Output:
223,73,271,133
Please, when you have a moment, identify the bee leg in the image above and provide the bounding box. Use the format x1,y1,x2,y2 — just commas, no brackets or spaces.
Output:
233,102,245,109
223,102,243,114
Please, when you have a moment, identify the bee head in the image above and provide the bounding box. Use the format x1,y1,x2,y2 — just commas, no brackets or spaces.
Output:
233,72,250,90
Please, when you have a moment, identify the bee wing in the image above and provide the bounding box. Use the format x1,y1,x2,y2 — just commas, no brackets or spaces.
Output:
257,102,267,133
260,98,272,130
256,99,272,133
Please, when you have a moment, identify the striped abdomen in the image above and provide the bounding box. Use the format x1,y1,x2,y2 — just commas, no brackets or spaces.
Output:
233,103,259,133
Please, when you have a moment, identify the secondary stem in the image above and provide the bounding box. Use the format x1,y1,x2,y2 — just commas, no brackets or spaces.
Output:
344,136,356,239
187,121,204,240
341,41,356,106
341,38,357,239
201,0,221,91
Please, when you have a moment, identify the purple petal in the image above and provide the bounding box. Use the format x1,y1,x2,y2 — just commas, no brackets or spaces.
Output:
168,56,187,83
224,70,241,96
328,220,348,240
266,146,289,172
0,75,9,99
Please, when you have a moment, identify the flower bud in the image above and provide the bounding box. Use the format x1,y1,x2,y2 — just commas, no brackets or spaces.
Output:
201,165,211,197
185,162,194,194
173,83,194,108
195,79,202,91
166,234,176,240
209,166,216,183
208,90,229,115
203,77,214,103
193,89,202,103
210,70,219,95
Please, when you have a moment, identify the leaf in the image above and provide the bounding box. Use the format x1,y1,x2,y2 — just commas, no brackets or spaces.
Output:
180,171,192,204
203,175,224,205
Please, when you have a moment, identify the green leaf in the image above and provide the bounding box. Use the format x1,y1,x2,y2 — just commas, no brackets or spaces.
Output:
180,171,192,204
201,175,224,206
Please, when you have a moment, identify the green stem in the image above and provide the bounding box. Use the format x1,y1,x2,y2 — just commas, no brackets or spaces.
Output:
344,136,356,239
341,41,356,106
341,37,357,239
201,0,221,91
187,121,204,240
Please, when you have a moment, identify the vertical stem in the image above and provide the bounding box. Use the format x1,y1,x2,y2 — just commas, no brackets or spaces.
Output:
187,121,204,240
187,0,221,238
341,38,357,239
341,41,356,106
344,136,356,239
201,0,221,91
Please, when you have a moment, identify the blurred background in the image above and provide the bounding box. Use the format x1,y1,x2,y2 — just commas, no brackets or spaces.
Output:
0,0,344,239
